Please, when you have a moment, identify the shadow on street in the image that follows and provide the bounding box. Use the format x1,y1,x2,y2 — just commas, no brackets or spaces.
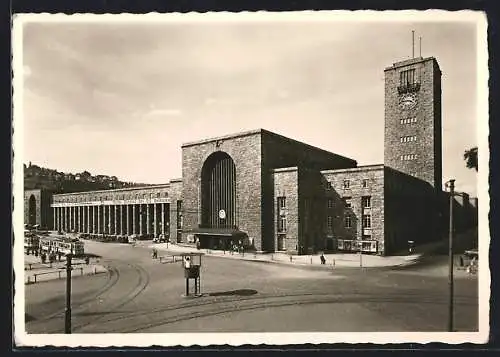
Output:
208,289,258,297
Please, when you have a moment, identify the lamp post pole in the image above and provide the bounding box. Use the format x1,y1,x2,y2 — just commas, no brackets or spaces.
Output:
65,254,73,334
447,179,455,332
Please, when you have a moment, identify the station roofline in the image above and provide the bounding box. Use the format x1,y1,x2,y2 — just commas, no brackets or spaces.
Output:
321,164,384,175
181,129,263,148
53,183,172,196
182,128,357,165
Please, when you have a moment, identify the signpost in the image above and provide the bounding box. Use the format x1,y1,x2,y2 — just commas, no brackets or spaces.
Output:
182,253,203,297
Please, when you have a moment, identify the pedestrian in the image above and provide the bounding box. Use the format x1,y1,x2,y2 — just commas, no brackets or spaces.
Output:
85,256,90,265
41,252,46,264
320,254,326,265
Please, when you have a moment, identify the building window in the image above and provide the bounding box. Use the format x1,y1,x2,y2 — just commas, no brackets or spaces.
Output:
343,197,352,208
278,196,286,210
401,117,417,125
362,196,371,208
343,180,350,189
400,68,416,86
362,214,371,228
327,198,334,209
344,216,352,228
176,200,183,229
362,179,369,188
327,216,333,229
400,135,417,143
278,216,287,233
400,153,418,161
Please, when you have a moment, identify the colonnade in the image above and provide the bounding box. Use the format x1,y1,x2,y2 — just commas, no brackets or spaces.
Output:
52,203,170,237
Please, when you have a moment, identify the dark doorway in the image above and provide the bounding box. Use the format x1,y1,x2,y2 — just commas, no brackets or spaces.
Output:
201,151,237,229
28,195,37,226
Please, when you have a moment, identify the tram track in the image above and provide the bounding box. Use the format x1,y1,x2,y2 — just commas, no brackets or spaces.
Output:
28,263,120,323
70,261,150,333
75,289,477,333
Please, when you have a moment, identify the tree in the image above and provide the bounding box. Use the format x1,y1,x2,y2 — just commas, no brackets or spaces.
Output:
464,147,478,171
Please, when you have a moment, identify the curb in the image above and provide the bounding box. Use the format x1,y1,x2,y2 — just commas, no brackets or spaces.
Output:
152,245,423,270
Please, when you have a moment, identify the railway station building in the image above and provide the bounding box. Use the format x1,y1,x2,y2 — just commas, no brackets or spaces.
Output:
24,56,478,255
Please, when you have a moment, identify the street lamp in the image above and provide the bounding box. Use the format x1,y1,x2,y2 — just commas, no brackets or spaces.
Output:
444,179,456,332
65,253,73,334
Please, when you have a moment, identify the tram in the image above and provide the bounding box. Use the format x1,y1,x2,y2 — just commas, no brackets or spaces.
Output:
38,236,85,256
24,231,39,253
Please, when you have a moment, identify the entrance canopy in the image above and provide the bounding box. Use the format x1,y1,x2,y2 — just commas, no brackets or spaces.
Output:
190,227,246,238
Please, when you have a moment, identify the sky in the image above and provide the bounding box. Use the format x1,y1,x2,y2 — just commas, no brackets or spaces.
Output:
18,12,483,196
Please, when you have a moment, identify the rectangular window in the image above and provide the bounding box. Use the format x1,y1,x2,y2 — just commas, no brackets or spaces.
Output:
344,215,352,228
362,196,371,208
362,179,369,188
327,198,333,209
343,197,352,208
327,215,333,229
362,214,371,228
278,216,287,233
277,196,286,210
400,69,416,86
343,180,350,189
176,200,183,229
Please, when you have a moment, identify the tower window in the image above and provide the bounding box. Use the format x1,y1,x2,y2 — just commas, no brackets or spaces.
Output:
400,69,417,86
343,180,350,189
362,196,371,209
400,135,417,143
343,197,352,208
362,179,369,188
278,196,286,210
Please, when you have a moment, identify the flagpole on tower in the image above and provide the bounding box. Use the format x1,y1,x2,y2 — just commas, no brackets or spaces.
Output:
412,30,415,58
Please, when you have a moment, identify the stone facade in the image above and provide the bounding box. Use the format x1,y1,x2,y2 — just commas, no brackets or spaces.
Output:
24,189,52,229
384,57,442,190
322,165,386,254
24,55,479,256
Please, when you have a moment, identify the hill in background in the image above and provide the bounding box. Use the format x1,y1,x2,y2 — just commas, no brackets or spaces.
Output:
24,162,153,193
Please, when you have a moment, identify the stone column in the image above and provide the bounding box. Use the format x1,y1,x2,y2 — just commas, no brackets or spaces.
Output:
126,205,130,235
76,206,79,232
97,206,101,234
132,205,136,235
146,204,150,236
120,205,124,235
161,203,165,236
153,204,157,237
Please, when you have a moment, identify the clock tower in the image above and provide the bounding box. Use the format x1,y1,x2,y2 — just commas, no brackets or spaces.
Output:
384,56,442,190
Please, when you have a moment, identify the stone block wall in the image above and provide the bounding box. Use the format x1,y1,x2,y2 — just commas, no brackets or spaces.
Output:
384,57,442,190
181,131,264,250
322,165,386,254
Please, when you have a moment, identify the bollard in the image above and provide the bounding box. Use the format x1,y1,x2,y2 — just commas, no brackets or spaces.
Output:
310,257,313,265
27,276,30,284
58,271,61,279
80,267,83,276
34,274,37,284
290,255,293,263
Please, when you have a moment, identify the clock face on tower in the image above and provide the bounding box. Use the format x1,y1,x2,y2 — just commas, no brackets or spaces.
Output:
399,93,418,110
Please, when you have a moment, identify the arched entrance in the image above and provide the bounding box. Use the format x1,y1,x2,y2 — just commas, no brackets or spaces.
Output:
28,195,37,226
199,151,238,249
201,151,237,228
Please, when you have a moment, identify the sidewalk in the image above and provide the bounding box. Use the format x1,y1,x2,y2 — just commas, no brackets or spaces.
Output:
149,242,422,269
24,254,107,284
